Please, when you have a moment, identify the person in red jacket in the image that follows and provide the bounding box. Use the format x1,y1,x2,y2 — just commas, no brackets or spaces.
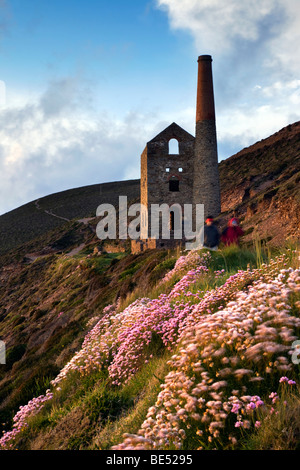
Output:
221,217,244,246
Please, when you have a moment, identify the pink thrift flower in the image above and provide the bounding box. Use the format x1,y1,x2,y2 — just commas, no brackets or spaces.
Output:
248,402,256,410
269,392,278,404
279,376,289,383
255,400,264,408
231,404,240,414
235,421,243,428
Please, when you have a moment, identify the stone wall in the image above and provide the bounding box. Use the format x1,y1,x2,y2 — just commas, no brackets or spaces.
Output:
131,238,183,254
104,243,126,253
140,122,195,239
193,120,221,219
193,55,221,220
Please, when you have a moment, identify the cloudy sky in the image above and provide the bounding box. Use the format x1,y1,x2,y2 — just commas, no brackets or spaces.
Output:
0,0,299,215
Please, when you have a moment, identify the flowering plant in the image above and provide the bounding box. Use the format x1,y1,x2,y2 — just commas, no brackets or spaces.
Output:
1,250,299,450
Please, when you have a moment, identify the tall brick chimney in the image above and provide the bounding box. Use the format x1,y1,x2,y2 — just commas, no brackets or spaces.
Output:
193,55,221,219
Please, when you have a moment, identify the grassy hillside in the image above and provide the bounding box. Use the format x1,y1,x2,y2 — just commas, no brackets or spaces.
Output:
0,242,299,450
0,243,180,436
219,121,300,195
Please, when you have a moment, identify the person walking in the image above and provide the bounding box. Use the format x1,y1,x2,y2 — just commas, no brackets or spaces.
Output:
203,216,220,251
221,217,244,246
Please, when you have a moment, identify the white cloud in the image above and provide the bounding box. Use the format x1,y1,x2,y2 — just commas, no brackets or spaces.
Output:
261,80,300,98
1,65,298,214
0,79,165,214
1,1,300,215
156,0,281,52
156,0,300,82
266,0,300,75
218,105,289,148
155,0,300,157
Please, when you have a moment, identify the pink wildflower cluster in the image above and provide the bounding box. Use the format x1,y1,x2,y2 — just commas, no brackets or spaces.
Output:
113,266,300,450
0,391,53,449
214,269,226,277
160,250,211,285
51,254,213,387
168,265,209,299
279,376,296,385
1,250,298,450
51,298,150,387
51,253,296,389
52,255,261,387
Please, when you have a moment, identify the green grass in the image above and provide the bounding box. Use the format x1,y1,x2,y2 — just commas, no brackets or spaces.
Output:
93,354,171,450
116,245,261,313
243,384,300,450
17,350,172,450
208,244,259,271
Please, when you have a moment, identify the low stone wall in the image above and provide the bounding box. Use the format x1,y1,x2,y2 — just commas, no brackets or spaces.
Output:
131,238,183,254
104,243,126,253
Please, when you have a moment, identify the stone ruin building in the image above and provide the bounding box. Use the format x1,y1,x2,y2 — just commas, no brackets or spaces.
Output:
131,55,221,254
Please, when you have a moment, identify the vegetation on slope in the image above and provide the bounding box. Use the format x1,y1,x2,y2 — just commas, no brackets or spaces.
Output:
0,242,183,441
219,121,300,195
0,244,299,450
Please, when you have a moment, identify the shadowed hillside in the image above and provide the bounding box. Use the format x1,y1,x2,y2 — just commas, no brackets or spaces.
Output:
218,120,300,246
0,179,140,257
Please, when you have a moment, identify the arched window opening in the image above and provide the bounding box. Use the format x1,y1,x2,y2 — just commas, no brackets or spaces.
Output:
170,211,175,231
168,138,179,154
169,205,182,236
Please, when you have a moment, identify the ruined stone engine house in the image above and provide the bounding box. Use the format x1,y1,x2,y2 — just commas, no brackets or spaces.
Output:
131,55,221,254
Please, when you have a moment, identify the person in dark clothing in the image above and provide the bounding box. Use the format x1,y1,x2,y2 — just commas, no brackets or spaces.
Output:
203,216,220,250
221,217,244,246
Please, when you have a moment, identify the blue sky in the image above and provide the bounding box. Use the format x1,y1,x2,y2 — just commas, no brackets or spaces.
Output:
0,0,299,215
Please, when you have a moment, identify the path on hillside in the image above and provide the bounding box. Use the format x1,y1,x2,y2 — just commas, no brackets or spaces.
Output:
35,199,71,222
34,200,96,226
66,243,86,257
32,200,97,260
76,217,95,225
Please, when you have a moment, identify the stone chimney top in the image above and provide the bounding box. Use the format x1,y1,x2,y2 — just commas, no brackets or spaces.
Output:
197,55,212,62
196,54,215,122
